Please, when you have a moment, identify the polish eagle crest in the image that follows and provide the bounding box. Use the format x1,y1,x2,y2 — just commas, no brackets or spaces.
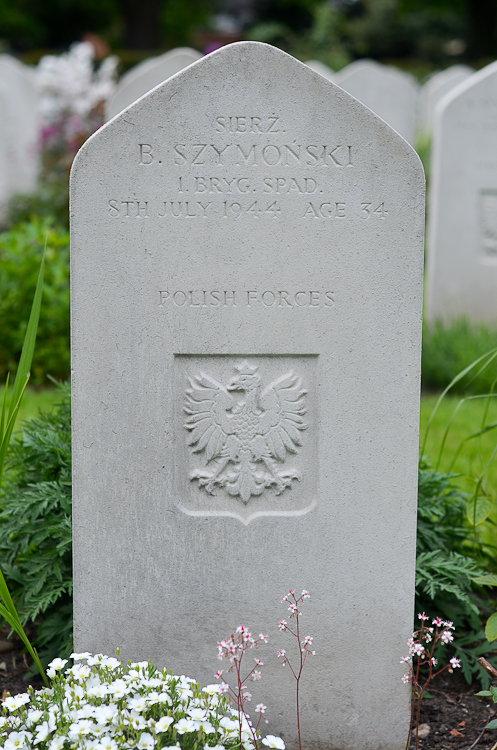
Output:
184,361,308,504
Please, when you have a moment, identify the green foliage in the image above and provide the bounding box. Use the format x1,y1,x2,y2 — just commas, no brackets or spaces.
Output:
0,383,72,666
422,319,497,394
0,218,70,385
416,459,497,686
3,175,69,231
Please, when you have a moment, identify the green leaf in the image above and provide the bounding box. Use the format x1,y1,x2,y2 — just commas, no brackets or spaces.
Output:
466,496,492,526
472,574,497,586
0,243,45,486
486,613,497,642
477,690,493,696
487,719,497,729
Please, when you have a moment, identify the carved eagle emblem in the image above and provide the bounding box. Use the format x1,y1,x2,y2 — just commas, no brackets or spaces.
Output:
184,361,308,504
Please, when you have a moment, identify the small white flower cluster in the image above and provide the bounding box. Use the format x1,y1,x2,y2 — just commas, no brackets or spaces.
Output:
36,42,117,158
401,614,460,684
0,653,284,750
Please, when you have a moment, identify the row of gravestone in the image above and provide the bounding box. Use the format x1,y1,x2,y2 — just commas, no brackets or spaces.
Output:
0,54,39,206
106,48,474,146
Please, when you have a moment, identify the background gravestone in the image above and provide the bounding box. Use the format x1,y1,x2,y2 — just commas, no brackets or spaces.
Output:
426,60,497,323
0,55,39,195
306,59,334,81
71,41,424,750
105,47,202,121
418,65,473,134
334,59,419,144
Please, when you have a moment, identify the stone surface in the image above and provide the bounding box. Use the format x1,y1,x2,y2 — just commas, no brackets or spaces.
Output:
426,60,497,322
71,41,424,750
105,47,202,120
306,59,334,81
0,79,16,207
0,55,39,195
418,65,473,133
334,59,418,144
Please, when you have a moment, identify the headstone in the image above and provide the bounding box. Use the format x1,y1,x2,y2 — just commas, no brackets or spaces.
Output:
306,59,334,81
0,80,14,207
71,42,424,750
418,65,473,133
334,59,419,144
426,60,497,322
0,55,39,195
105,47,202,121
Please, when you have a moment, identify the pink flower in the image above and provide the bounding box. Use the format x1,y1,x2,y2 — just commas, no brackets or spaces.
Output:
302,636,313,645
412,643,425,657
288,604,298,614
432,617,443,627
449,657,461,669
431,657,438,666
301,590,310,599
402,674,411,684
215,670,223,679
400,656,410,664
278,620,287,631
418,612,429,621
440,631,454,644
277,650,286,658
255,704,266,714
254,658,263,665
444,621,455,630
219,683,229,693
259,634,268,643
252,671,262,681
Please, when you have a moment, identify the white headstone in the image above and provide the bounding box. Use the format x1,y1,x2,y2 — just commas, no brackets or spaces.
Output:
0,80,14,207
419,65,473,133
71,42,424,750
0,55,39,195
334,59,419,144
426,60,497,322
306,59,334,81
105,47,202,121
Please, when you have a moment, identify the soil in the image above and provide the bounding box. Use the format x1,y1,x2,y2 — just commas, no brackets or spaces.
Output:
0,639,495,750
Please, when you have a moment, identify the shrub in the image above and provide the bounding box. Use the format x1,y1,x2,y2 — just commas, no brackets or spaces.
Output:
0,219,70,385
416,458,497,686
0,383,72,666
422,319,497,394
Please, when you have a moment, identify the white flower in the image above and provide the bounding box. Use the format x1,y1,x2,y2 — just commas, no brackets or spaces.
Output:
126,711,146,730
5,731,32,750
255,704,266,713
440,630,454,644
262,736,285,749
46,668,57,678
219,717,239,732
77,704,96,719
402,674,411,684
107,680,130,698
93,706,117,725
450,657,461,669
193,720,215,734
154,716,174,733
175,719,196,734
3,694,30,711
203,684,220,696
99,657,120,669
127,696,148,712
26,709,44,727
68,720,95,739
48,658,68,671
71,652,92,661
34,721,52,744
87,684,109,698
137,732,155,749
95,738,118,750
48,737,68,750
67,664,91,681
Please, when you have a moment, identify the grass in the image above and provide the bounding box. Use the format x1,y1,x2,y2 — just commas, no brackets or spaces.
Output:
0,385,62,426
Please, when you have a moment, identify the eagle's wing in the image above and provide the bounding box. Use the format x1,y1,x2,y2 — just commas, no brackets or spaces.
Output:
258,371,307,461
184,372,235,461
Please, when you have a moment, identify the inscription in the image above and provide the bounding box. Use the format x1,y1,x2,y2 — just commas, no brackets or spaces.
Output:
184,361,307,504
215,116,283,133
139,143,353,168
159,290,334,308
108,198,386,221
